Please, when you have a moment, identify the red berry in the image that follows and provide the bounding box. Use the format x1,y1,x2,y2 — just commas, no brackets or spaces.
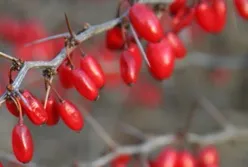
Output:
42,96,60,126
165,32,186,59
169,0,186,15
57,100,84,131
146,38,175,80
129,3,163,42
155,147,178,167
126,43,142,70
19,90,48,125
6,98,24,117
58,61,74,89
120,48,141,85
148,160,157,167
176,151,196,167
71,69,99,101
234,0,248,19
195,0,227,33
80,55,105,89
106,26,125,49
210,68,230,86
12,122,34,163
172,7,195,34
197,145,219,166
111,154,131,167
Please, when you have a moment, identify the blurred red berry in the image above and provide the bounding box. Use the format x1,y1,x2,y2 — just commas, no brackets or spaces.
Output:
111,154,131,167
155,147,178,167
197,145,219,167
12,122,34,163
106,26,125,49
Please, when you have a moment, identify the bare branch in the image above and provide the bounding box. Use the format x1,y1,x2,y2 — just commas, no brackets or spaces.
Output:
120,122,149,140
82,109,119,149
79,127,248,167
0,51,18,61
24,33,69,47
199,96,234,129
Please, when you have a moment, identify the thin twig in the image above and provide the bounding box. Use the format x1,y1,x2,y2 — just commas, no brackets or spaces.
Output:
0,51,18,61
199,96,234,129
24,33,69,47
81,109,119,149
120,122,149,140
78,127,248,167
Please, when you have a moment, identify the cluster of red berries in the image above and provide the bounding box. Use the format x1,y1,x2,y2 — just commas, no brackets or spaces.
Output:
106,3,187,83
109,145,219,167
151,145,219,167
5,88,85,163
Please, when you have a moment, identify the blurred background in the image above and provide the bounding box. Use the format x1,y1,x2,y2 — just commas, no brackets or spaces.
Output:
0,0,248,166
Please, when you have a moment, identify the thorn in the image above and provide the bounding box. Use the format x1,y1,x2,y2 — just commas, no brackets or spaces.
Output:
64,13,74,38
94,95,100,101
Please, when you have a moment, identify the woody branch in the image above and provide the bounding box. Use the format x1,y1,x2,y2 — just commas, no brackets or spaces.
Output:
0,0,172,105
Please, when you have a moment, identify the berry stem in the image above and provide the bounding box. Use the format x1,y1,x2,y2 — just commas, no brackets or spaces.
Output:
65,47,75,68
43,77,54,109
10,96,23,124
120,122,148,141
44,78,64,102
81,108,119,149
0,51,18,62
177,101,198,148
8,67,15,84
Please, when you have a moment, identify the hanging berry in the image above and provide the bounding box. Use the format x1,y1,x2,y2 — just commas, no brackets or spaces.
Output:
57,60,74,89
6,98,24,117
195,0,227,33
71,68,99,101
12,122,34,163
154,147,178,167
57,100,84,131
80,55,105,89
164,32,187,59
111,154,131,167
106,26,125,49
234,0,248,20
129,3,163,42
43,96,60,126
19,90,48,125
197,145,219,167
146,38,175,80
